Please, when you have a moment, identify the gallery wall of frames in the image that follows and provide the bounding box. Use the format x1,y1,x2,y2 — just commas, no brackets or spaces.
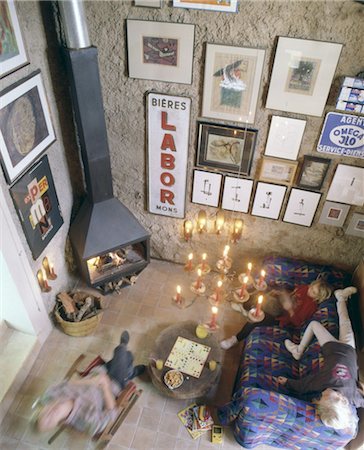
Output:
0,0,363,272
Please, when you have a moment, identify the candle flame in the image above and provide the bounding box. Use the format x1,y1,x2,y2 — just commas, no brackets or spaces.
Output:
188,253,193,260
261,269,266,277
243,276,249,284
248,262,252,270
212,306,218,314
202,253,207,260
217,280,223,288
197,268,202,277
258,295,264,304
177,285,181,294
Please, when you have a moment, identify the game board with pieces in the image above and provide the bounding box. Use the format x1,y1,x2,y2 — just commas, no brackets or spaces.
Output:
165,336,211,378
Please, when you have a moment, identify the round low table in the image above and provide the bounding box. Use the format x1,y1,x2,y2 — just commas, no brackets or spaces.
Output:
149,320,222,399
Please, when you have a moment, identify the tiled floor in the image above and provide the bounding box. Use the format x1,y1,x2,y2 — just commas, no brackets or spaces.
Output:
0,259,277,450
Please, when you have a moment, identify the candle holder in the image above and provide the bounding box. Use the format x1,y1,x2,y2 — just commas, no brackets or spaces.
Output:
190,281,206,295
254,279,267,291
215,211,225,235
42,256,57,280
233,288,250,303
216,257,232,273
197,254,211,275
37,269,51,293
172,293,186,309
197,210,207,233
208,291,226,306
183,220,193,241
248,308,265,322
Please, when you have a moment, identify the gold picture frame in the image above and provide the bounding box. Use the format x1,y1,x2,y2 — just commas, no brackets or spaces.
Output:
258,157,298,186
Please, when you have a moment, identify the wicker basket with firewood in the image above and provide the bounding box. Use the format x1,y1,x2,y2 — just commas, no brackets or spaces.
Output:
54,290,104,337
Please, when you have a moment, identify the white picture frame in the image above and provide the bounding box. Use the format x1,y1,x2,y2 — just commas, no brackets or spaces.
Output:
318,201,350,227
283,188,321,227
264,116,306,160
202,43,265,124
251,182,287,220
266,37,342,117
326,164,364,206
127,20,195,84
221,177,253,213
0,0,28,78
173,0,238,12
135,0,162,7
345,213,364,238
192,170,222,207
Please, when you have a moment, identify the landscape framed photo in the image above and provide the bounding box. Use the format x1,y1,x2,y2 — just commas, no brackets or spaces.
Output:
10,155,64,260
296,155,331,190
0,0,28,78
191,169,222,207
202,43,265,123
126,19,195,84
345,213,364,238
221,176,253,213
173,0,238,12
0,71,56,184
251,182,287,220
326,164,364,206
264,116,306,160
266,37,342,116
259,157,298,185
196,122,257,175
283,188,321,227
318,201,350,227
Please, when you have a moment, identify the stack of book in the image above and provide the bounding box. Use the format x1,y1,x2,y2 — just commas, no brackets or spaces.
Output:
178,403,214,439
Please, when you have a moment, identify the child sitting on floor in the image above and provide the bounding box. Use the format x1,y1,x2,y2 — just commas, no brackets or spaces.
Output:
221,278,332,350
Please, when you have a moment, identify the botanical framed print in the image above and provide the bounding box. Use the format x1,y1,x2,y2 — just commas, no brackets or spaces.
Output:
221,177,253,213
192,169,222,207
326,164,364,206
202,44,265,123
126,20,195,84
0,71,56,184
0,0,28,78
259,157,298,185
196,122,257,175
264,116,306,160
266,37,342,117
345,213,364,238
173,0,238,12
318,201,350,227
10,155,64,259
296,155,331,190
251,182,287,220
283,188,321,227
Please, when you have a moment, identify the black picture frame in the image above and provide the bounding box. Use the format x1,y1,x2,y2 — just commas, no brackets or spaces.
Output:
196,122,257,175
296,155,331,190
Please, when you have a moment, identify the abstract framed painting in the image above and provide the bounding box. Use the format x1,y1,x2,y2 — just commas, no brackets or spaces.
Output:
196,122,257,175
326,164,364,206
0,0,28,78
264,116,306,160
191,169,222,207
126,19,195,84
283,188,321,227
221,176,253,213
266,37,342,116
173,0,238,12
251,182,287,220
345,213,364,238
318,201,350,227
0,71,56,184
202,43,265,123
296,155,331,190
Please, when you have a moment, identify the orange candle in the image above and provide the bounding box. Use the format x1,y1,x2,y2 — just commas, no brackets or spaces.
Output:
210,306,218,328
196,268,202,289
176,285,182,303
201,253,207,270
240,276,249,298
259,269,266,286
256,295,263,317
247,262,252,276
215,280,223,303
187,253,193,271
184,220,193,241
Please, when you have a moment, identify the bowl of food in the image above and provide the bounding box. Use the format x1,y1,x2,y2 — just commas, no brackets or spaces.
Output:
164,369,184,390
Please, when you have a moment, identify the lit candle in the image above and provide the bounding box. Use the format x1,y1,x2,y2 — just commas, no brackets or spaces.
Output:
223,245,230,260
198,210,207,233
255,295,263,317
215,280,223,303
215,211,225,234
196,268,202,289
247,262,252,276
259,269,266,287
232,219,243,242
176,285,181,303
184,220,193,241
240,275,249,298
187,253,193,271
210,306,218,329
201,253,207,270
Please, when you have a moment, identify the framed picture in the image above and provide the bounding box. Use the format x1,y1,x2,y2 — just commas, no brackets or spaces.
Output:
135,0,162,7
345,213,364,238
0,71,56,184
173,0,238,12
326,164,364,206
259,157,298,185
283,188,321,227
296,155,331,190
126,20,195,84
192,169,222,207
221,177,253,213
264,116,306,160
319,201,350,227
196,122,257,175
10,155,64,260
0,0,28,78
202,43,265,123
266,37,342,117
251,182,287,220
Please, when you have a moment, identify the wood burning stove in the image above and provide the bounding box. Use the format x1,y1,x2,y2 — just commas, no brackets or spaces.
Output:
59,1,150,291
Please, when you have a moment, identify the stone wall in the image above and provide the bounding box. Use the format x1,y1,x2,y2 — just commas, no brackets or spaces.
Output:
84,0,364,270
